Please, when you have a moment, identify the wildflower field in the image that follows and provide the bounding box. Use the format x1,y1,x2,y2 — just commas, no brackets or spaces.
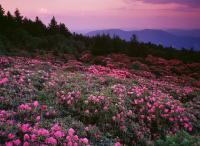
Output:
1,53,200,146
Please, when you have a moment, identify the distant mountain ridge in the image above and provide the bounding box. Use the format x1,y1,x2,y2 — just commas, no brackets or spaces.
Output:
86,29,200,51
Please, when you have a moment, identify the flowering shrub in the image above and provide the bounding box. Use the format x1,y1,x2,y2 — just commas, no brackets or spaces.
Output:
0,55,199,145
3,123,90,146
111,84,126,98
57,91,81,106
88,65,131,79
1,104,90,145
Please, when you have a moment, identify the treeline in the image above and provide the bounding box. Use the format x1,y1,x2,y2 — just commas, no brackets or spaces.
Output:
0,5,200,62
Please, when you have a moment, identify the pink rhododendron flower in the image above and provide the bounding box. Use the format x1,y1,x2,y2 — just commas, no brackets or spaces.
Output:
73,135,79,141
8,133,15,139
21,124,30,132
5,141,13,146
18,104,32,111
114,142,121,146
51,123,61,131
84,109,89,114
33,101,39,107
41,105,47,110
0,77,8,85
80,138,89,144
54,130,64,138
66,135,71,141
68,141,73,146
36,116,40,121
45,137,57,145
13,139,21,145
68,128,75,136
24,134,30,141
31,134,36,141
37,128,49,136
23,142,30,146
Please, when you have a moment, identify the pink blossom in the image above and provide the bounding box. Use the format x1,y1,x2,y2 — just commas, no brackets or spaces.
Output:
66,135,71,141
21,124,30,132
80,138,89,144
127,110,132,116
85,127,89,131
24,134,30,141
18,104,32,111
51,123,61,131
45,112,50,116
36,116,40,121
41,105,47,110
23,142,30,146
54,130,64,138
5,141,13,146
73,135,79,141
84,109,89,114
31,134,37,141
0,77,8,85
67,141,73,146
33,101,39,107
114,142,121,146
45,137,57,145
68,128,75,136
37,128,49,137
164,109,169,113
13,139,21,145
8,133,15,139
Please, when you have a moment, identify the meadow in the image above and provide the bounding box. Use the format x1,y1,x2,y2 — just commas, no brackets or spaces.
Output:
1,52,200,145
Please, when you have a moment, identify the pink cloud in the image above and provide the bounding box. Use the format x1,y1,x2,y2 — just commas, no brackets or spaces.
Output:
137,0,200,7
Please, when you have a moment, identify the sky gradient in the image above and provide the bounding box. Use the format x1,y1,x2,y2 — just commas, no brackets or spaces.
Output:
1,0,200,32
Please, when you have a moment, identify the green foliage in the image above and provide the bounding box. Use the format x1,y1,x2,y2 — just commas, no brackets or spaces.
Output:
155,131,200,146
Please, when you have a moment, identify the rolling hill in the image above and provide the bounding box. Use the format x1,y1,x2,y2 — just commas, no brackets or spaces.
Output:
86,29,200,51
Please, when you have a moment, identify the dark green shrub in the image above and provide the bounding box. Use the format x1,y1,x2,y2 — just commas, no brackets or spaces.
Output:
155,131,200,146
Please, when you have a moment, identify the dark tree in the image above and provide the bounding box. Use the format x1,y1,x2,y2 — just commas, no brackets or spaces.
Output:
48,16,59,34
130,34,138,44
6,11,13,19
58,23,71,37
14,9,23,23
0,4,5,16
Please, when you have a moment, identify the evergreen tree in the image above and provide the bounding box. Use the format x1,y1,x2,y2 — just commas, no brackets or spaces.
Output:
0,4,5,16
58,23,71,37
34,16,46,35
14,9,23,23
6,11,13,19
130,34,138,44
48,16,58,34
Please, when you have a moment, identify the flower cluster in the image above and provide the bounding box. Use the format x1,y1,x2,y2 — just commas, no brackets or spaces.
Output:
62,60,84,71
0,77,8,85
128,85,147,97
4,123,90,146
57,91,81,106
83,95,110,114
111,84,126,98
1,54,199,145
129,90,193,134
88,65,131,79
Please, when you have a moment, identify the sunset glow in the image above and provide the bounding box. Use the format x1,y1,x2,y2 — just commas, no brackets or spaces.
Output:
1,0,200,31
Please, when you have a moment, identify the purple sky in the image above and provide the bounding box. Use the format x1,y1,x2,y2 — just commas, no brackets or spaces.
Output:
1,0,200,32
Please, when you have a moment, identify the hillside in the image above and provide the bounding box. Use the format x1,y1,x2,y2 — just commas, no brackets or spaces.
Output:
1,5,200,145
86,29,200,51
1,53,200,145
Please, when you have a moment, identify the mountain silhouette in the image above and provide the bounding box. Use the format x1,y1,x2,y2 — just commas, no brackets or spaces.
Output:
86,29,200,51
